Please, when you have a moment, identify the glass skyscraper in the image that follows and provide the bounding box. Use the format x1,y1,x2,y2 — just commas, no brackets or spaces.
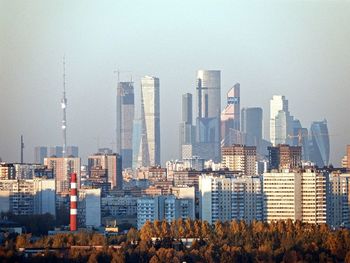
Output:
140,76,160,166
116,81,135,169
309,120,330,167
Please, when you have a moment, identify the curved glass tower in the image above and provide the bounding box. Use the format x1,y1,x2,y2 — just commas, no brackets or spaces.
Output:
310,120,330,167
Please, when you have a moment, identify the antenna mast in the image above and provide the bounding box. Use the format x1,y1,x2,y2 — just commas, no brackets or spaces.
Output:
61,56,67,158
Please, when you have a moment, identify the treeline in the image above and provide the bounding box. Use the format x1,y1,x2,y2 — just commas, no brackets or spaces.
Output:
1,219,350,262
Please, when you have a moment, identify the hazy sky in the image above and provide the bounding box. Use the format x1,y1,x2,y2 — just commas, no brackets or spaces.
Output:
1,0,350,165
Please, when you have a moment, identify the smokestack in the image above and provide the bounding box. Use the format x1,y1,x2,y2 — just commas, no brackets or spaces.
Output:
70,172,77,231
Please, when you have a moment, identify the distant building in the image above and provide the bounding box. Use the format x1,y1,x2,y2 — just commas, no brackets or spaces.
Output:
263,170,327,224
179,93,196,159
116,81,135,169
78,188,101,228
132,119,142,169
268,145,302,171
241,107,263,144
34,147,47,164
66,146,79,157
199,174,262,224
196,70,221,162
48,146,63,158
88,153,122,190
221,83,240,146
328,172,350,228
140,76,161,166
0,178,56,216
0,163,16,180
137,195,195,229
44,157,81,195
309,120,330,167
221,145,257,176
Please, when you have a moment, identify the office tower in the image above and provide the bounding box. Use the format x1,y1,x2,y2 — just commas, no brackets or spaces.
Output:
199,174,262,224
140,76,160,166
221,83,240,146
268,145,302,170
116,81,135,169
66,146,79,157
0,178,56,216
196,70,221,161
132,119,142,169
44,157,81,195
88,153,122,190
263,170,327,224
179,93,195,158
328,172,350,228
48,146,63,157
270,95,294,146
221,145,257,176
34,146,47,164
309,120,330,167
78,188,101,228
241,107,263,144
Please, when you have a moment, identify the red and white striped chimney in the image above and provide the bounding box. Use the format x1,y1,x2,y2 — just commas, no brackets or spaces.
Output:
70,172,77,231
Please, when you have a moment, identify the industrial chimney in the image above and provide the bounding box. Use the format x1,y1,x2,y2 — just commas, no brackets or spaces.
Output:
70,172,77,231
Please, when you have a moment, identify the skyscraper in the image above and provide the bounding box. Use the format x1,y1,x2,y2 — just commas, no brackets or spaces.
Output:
196,70,221,161
44,157,81,195
309,120,330,167
34,146,47,164
140,76,160,166
132,119,142,169
241,107,263,145
221,84,240,146
116,81,135,169
179,93,195,159
270,95,293,146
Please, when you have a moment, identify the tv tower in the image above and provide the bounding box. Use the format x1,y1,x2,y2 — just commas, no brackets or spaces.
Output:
61,57,67,158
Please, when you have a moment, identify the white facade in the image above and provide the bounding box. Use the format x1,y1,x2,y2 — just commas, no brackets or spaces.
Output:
78,188,101,228
263,170,327,224
0,179,56,216
140,76,160,166
270,95,292,146
199,174,263,224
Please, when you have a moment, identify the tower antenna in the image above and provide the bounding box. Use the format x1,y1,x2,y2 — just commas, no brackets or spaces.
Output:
61,56,67,157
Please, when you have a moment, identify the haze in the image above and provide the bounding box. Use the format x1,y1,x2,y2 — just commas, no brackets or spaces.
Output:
1,0,350,165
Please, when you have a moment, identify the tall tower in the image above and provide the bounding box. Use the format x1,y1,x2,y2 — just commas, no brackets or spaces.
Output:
116,81,135,169
196,70,221,161
140,76,160,166
221,83,240,146
61,57,67,158
309,120,330,167
179,93,195,159
70,172,77,231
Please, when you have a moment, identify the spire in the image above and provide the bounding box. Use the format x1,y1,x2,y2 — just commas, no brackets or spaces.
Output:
61,56,67,157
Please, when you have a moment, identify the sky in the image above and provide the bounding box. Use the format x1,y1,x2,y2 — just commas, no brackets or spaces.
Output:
1,0,350,165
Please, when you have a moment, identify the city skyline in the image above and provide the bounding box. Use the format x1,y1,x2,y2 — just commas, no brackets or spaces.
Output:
1,0,350,165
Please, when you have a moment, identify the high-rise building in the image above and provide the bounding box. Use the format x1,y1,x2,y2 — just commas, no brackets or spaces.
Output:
88,153,122,190
0,178,56,216
48,146,63,158
66,146,79,157
221,145,257,176
34,147,48,164
347,145,350,170
270,95,294,146
309,120,330,167
78,188,101,228
132,119,142,169
116,81,135,169
44,157,81,195
328,172,350,228
199,174,262,224
196,70,221,161
179,93,195,158
140,76,160,166
221,84,240,146
263,170,327,224
0,163,16,179
268,144,302,171
137,195,194,229
241,107,263,145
